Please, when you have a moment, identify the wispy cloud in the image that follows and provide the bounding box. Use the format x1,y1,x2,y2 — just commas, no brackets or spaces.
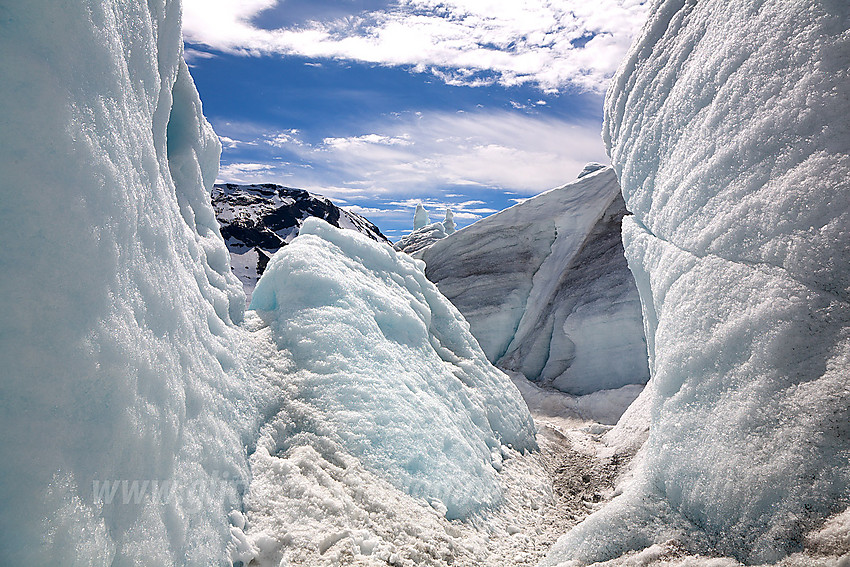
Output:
183,0,648,92
214,110,608,199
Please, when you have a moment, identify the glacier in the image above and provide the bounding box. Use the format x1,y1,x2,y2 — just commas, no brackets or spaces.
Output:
394,207,456,257
544,0,850,564
422,167,650,396
0,1,253,564
0,3,541,563
249,218,536,521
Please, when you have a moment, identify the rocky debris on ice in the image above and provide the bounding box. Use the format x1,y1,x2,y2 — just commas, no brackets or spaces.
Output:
211,183,388,300
544,0,850,565
421,166,649,396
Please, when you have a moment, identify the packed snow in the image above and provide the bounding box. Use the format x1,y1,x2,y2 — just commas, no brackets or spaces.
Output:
422,167,649,396
544,0,850,565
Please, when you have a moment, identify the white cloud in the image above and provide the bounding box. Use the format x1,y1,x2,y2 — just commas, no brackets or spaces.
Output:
183,0,648,92
265,130,303,148
323,133,413,149
217,162,276,182
215,110,609,201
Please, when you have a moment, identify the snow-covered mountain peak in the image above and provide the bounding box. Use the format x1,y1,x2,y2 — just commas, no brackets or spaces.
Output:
211,182,388,300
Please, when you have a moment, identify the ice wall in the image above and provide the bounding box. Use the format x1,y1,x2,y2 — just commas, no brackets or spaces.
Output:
249,218,537,521
423,167,649,395
545,0,850,564
0,1,252,564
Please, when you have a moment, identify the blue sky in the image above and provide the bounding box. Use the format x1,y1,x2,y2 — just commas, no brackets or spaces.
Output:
182,0,648,240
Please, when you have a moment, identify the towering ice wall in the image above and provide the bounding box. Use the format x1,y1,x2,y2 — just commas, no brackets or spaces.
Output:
545,0,850,564
422,167,649,395
0,1,251,564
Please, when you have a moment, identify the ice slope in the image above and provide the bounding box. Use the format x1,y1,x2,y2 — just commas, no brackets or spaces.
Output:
544,0,850,564
249,218,537,523
0,1,255,564
211,182,388,300
422,167,649,395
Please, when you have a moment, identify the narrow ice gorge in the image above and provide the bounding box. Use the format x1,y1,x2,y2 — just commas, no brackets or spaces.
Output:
0,2,541,564
544,0,850,564
422,167,650,396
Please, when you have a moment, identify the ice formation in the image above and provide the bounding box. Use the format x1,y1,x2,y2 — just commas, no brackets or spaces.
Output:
422,167,649,395
413,203,430,230
0,2,541,562
394,222,449,257
444,208,456,234
0,1,254,563
249,218,536,522
211,183,388,301
395,207,459,257
545,0,850,564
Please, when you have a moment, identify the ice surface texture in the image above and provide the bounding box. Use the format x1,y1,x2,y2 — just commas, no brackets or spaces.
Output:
545,0,850,564
0,1,252,563
250,218,537,520
422,168,649,395
413,203,430,230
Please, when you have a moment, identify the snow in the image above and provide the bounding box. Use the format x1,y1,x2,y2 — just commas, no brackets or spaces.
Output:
422,167,649,396
211,183,387,302
545,0,850,565
0,1,253,563
249,218,536,521
240,306,648,567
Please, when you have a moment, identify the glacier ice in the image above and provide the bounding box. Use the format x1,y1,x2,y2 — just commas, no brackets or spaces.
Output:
444,208,456,234
413,203,430,230
544,0,850,564
422,167,649,396
394,221,449,257
0,1,256,564
395,207,458,257
249,218,537,521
